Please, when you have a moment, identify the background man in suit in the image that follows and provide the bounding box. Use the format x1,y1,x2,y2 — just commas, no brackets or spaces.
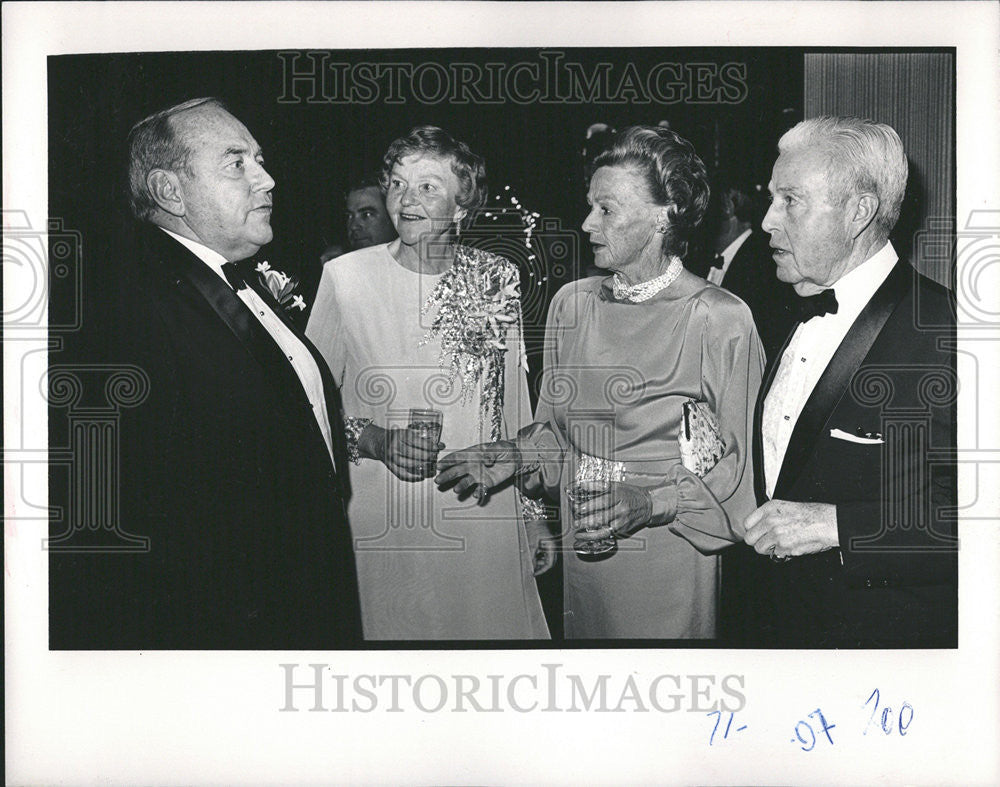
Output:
698,176,799,361
345,173,397,252
49,97,362,649
319,173,398,263
739,116,956,648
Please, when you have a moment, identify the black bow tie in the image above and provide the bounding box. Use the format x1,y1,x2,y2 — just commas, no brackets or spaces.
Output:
221,262,247,291
795,288,838,322
710,253,724,270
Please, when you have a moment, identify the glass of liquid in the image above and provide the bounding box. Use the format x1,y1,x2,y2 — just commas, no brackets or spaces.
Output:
565,479,616,557
407,408,443,478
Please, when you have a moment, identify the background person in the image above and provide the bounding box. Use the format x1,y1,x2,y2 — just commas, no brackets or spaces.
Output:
319,172,399,263
345,172,398,250
691,174,799,361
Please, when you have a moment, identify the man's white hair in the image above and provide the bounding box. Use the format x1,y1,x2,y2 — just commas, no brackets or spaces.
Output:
778,116,908,238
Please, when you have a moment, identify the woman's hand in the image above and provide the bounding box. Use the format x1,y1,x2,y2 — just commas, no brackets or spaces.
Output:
360,423,443,482
571,481,654,543
525,517,559,576
434,441,520,504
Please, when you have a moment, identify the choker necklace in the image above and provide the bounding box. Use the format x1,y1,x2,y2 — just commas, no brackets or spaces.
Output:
612,257,683,303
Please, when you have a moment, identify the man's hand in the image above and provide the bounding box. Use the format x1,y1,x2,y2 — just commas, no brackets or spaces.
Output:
570,481,653,543
434,441,520,504
743,500,839,559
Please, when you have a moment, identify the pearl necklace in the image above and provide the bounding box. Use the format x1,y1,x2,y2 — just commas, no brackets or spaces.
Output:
611,256,683,303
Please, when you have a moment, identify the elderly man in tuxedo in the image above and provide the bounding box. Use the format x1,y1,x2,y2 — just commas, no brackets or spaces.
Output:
739,116,956,648
49,97,362,649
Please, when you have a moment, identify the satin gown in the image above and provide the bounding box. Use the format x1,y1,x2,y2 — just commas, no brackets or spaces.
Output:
516,275,764,639
306,243,549,640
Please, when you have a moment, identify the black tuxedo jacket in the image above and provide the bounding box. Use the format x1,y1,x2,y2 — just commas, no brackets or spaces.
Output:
49,226,362,649
735,259,957,648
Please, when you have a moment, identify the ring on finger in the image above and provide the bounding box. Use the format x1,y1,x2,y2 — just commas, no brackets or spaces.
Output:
768,545,791,563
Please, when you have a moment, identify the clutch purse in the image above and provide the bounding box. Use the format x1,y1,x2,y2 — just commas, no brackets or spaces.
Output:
678,399,725,477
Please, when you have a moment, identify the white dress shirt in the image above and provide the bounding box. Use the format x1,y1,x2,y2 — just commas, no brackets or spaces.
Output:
762,241,898,497
160,228,336,463
706,228,752,286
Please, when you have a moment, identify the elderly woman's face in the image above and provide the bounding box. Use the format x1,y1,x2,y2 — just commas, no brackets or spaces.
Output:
583,166,665,272
385,154,466,247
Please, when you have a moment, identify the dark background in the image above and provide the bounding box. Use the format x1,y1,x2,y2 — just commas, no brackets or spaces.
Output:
48,48,803,642
47,47,955,647
48,47,802,344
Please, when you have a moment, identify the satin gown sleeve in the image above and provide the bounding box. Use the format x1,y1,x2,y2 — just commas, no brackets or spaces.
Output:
514,283,574,504
664,291,764,552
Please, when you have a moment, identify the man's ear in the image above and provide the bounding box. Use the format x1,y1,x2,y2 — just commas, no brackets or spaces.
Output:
848,192,879,238
147,169,185,217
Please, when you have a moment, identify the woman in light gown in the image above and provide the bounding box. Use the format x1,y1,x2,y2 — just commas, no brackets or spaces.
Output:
306,126,549,640
437,126,764,639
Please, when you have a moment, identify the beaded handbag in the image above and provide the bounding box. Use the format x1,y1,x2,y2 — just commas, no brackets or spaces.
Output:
678,400,725,477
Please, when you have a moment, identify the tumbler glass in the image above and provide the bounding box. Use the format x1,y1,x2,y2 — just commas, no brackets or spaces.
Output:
408,408,443,478
565,479,616,556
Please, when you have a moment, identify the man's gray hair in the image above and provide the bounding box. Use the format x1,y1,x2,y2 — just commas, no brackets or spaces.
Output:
126,97,227,221
778,116,908,237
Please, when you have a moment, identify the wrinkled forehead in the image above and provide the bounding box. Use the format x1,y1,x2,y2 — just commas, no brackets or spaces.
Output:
588,165,657,205
172,105,258,153
391,152,457,180
769,148,834,192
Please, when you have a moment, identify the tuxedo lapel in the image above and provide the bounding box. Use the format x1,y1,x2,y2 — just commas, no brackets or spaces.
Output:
239,262,351,493
773,260,912,497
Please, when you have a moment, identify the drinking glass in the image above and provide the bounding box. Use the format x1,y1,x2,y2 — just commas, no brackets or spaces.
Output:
565,479,616,556
408,408,443,478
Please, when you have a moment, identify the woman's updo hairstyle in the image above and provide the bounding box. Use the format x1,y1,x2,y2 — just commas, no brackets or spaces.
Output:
592,125,710,258
380,125,488,229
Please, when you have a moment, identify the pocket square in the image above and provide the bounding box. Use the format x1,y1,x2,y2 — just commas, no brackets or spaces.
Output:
830,428,884,445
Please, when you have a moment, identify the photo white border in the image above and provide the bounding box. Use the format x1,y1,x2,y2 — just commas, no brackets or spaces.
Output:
4,2,999,784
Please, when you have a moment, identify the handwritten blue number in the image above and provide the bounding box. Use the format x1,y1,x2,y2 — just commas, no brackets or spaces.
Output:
899,702,914,736
864,688,880,736
809,708,836,744
794,721,816,751
865,688,913,737
707,710,721,745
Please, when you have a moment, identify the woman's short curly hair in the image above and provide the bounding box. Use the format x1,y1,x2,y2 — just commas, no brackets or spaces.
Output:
380,125,488,228
592,125,710,258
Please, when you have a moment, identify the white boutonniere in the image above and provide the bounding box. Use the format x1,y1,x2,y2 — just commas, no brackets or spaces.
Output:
255,261,307,312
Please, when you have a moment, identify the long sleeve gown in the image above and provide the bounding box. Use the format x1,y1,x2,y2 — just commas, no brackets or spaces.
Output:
515,275,764,639
306,243,549,640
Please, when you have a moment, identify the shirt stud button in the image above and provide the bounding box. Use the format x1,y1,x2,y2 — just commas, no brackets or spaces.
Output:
784,415,790,421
